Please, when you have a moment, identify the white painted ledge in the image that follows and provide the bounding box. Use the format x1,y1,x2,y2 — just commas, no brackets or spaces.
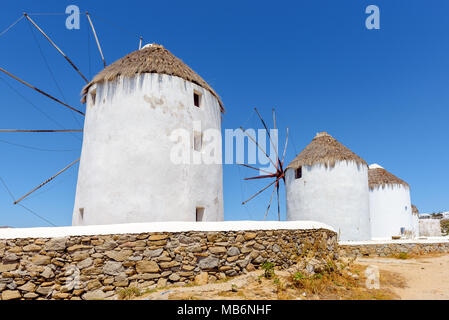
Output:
340,236,449,246
0,220,335,240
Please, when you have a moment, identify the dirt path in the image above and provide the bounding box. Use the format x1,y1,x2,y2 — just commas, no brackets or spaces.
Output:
355,254,449,300
135,254,449,300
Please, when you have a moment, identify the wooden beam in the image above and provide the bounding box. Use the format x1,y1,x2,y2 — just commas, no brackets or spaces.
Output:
0,129,82,133
14,158,80,205
24,13,88,83
0,67,85,116
85,12,106,68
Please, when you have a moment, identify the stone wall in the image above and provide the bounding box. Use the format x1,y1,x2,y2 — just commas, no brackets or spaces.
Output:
340,240,449,258
0,227,337,300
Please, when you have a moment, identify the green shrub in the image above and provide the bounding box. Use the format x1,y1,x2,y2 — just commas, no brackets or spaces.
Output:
293,271,306,281
261,261,275,279
398,252,408,260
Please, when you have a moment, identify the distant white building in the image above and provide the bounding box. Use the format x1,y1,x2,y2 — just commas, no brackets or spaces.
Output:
419,219,442,237
73,44,224,226
368,164,414,239
411,205,420,237
285,132,371,241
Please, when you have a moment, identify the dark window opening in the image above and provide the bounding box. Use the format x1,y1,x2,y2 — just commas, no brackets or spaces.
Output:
196,207,205,221
295,167,302,179
194,131,202,151
194,92,201,108
90,89,96,106
79,208,84,219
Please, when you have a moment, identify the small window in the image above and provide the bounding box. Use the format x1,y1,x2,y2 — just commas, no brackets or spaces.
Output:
79,208,84,219
194,131,202,151
90,89,96,106
193,91,201,108
295,167,302,179
196,207,205,221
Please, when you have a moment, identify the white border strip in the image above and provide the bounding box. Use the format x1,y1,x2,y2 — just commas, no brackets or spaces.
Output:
0,220,335,240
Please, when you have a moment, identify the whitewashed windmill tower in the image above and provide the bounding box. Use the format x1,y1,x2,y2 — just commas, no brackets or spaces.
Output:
368,164,413,239
72,44,224,225
285,132,371,241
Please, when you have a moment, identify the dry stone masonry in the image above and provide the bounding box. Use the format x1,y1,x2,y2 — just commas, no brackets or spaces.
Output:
0,228,337,300
340,241,449,257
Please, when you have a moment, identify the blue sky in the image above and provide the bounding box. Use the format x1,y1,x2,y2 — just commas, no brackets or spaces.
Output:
0,0,448,227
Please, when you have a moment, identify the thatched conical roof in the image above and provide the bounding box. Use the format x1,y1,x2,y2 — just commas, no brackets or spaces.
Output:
368,164,409,190
81,44,224,112
287,132,367,169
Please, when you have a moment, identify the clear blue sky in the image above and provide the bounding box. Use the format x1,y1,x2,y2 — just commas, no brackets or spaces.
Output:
0,0,448,227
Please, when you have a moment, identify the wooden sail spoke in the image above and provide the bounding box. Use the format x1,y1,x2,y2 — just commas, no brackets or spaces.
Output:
0,129,82,133
244,174,277,181
24,13,88,83
86,12,106,68
237,163,275,175
254,107,280,169
239,126,278,170
241,178,280,205
0,67,85,116
13,158,80,205
264,184,277,220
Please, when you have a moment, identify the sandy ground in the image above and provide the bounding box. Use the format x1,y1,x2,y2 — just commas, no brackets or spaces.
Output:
135,254,449,300
355,254,449,300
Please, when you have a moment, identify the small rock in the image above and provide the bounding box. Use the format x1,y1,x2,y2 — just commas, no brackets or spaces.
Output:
67,244,91,252
194,272,209,286
17,282,36,292
198,256,219,270
244,232,257,240
23,244,41,252
103,261,124,276
41,267,54,279
53,292,70,299
105,250,133,262
0,263,18,272
44,238,67,251
82,290,107,300
1,290,21,300
168,273,180,282
31,255,51,266
209,247,226,254
246,263,256,272
147,248,163,257
36,286,53,296
23,292,39,299
157,277,167,288
136,260,160,273
77,258,93,269
149,234,169,241
235,235,245,242
3,253,19,263
227,247,240,257
87,280,102,291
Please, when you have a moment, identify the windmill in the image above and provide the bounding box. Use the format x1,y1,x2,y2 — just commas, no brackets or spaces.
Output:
238,108,289,221
0,11,142,224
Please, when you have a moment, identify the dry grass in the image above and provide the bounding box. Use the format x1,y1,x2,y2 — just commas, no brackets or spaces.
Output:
368,167,409,190
117,287,142,300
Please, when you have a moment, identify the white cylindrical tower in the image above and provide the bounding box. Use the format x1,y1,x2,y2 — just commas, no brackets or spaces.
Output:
72,44,224,225
285,132,371,241
368,164,413,239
